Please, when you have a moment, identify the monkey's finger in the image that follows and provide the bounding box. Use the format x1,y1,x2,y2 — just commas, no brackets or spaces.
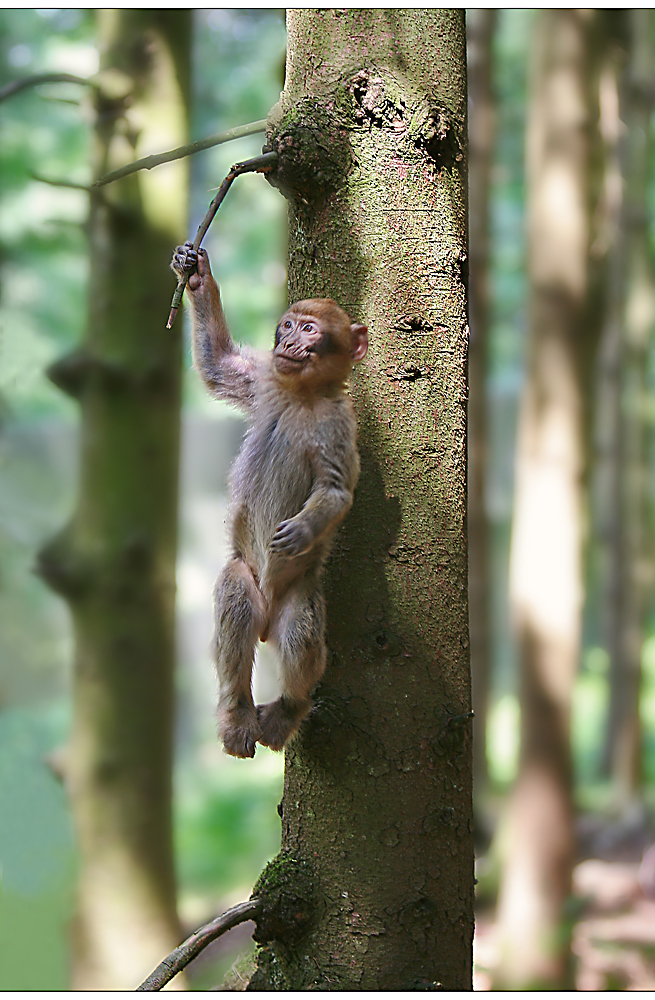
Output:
195,247,210,276
270,539,292,553
171,247,199,278
173,246,198,264
270,538,297,555
271,523,295,545
271,523,312,556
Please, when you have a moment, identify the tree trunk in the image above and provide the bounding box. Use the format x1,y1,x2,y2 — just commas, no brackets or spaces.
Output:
494,10,603,989
467,7,497,810
596,13,630,788
602,10,654,804
37,10,190,989
612,9,655,800
249,9,472,990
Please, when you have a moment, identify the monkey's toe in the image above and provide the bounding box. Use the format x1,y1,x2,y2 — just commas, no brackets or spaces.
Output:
218,706,261,759
257,698,309,751
223,728,257,758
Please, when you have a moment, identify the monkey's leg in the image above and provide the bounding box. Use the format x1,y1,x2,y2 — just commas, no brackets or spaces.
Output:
258,586,327,751
214,558,267,758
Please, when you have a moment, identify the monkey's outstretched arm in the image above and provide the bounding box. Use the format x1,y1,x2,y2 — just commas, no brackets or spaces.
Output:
171,243,260,410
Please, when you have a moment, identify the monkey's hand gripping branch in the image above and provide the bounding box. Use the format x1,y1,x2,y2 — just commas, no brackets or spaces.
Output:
166,150,278,329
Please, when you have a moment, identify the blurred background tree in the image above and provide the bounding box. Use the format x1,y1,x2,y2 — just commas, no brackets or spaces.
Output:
494,9,605,987
2,7,655,992
0,9,286,990
467,7,496,813
598,10,655,810
35,9,190,989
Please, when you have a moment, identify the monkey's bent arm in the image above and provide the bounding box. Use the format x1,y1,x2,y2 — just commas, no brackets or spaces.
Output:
269,481,354,556
270,418,358,556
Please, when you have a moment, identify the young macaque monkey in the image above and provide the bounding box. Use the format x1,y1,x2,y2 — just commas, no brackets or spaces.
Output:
171,242,368,758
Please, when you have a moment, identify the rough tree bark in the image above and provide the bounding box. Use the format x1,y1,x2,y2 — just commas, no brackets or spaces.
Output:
494,10,603,989
467,7,497,809
37,10,190,990
248,9,472,991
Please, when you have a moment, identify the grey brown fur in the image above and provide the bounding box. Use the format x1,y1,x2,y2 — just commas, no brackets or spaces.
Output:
171,244,368,757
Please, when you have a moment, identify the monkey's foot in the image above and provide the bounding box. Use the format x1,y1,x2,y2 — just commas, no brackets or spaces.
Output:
257,697,310,752
218,704,261,759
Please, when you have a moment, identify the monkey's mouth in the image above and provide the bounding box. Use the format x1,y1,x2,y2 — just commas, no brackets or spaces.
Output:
274,351,308,370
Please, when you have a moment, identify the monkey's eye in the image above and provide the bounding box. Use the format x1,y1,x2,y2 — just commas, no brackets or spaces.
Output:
283,320,293,330
302,323,316,333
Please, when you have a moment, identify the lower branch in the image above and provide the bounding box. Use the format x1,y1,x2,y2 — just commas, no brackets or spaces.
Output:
136,898,262,991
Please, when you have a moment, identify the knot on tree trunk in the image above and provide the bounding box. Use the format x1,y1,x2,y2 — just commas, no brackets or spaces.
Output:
348,68,406,128
265,99,352,204
36,526,89,599
251,853,317,945
409,106,465,173
264,81,463,209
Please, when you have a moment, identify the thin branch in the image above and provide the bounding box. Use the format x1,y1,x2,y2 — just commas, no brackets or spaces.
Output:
31,172,93,193
136,898,262,991
0,72,98,102
166,150,278,329
93,119,268,188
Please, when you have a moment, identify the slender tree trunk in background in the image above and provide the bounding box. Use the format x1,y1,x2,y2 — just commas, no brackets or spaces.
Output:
495,10,603,989
250,9,472,990
37,10,190,989
596,13,629,787
467,7,497,811
613,9,655,800
602,10,655,805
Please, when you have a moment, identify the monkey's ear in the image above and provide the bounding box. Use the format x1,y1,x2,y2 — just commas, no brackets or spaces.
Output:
350,323,368,362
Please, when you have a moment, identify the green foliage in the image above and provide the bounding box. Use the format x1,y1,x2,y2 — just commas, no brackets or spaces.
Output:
193,10,285,131
175,750,283,897
0,421,76,703
573,647,610,787
488,8,533,382
486,694,519,788
0,703,75,990
640,636,655,786
0,9,93,423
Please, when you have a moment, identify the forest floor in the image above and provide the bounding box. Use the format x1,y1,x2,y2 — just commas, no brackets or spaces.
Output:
474,853,655,990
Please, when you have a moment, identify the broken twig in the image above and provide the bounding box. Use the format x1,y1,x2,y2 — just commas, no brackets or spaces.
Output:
166,150,277,329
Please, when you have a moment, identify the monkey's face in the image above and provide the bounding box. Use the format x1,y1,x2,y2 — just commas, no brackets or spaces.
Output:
274,311,329,376
273,299,368,389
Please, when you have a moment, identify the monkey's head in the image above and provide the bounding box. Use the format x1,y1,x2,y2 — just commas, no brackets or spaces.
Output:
273,298,368,390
